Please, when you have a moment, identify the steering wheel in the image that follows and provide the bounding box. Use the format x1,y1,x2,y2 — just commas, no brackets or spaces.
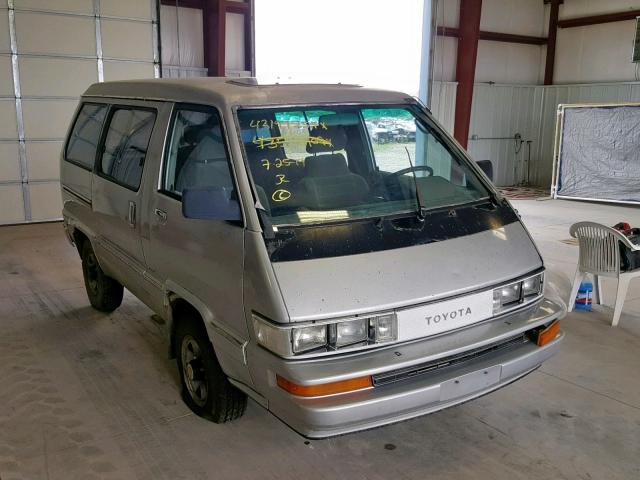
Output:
386,165,434,179
373,165,434,201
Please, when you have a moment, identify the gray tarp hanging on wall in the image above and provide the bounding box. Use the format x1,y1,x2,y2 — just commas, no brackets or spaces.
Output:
556,105,640,204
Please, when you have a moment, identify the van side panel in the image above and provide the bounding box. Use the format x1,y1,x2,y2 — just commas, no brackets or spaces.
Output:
60,101,94,216
140,102,253,386
61,101,99,249
61,162,92,203
242,230,291,324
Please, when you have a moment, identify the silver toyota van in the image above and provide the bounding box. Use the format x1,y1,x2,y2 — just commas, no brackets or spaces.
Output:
60,78,564,438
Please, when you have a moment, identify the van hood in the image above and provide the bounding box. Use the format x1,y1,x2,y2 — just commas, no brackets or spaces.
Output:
271,221,542,322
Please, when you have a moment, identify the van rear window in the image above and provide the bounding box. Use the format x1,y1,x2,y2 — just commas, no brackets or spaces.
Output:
99,108,156,191
65,103,108,170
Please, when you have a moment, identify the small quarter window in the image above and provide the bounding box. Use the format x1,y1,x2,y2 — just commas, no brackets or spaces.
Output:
163,107,235,199
65,103,108,169
100,108,156,190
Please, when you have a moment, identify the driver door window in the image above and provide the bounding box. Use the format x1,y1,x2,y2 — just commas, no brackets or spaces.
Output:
162,107,235,200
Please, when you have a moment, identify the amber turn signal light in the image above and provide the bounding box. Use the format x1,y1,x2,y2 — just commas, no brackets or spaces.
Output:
276,374,373,397
536,320,560,346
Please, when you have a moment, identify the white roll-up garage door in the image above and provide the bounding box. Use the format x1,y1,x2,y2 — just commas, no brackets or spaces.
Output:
0,0,160,225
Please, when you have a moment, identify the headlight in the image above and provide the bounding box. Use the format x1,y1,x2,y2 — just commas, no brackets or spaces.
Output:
523,274,542,297
492,273,543,314
370,314,397,342
332,319,368,347
494,282,521,307
252,312,398,357
292,325,327,353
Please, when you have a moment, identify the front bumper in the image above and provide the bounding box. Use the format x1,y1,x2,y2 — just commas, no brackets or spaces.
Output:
247,298,565,438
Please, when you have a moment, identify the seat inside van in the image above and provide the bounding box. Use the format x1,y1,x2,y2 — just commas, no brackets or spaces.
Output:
299,118,369,210
176,127,233,192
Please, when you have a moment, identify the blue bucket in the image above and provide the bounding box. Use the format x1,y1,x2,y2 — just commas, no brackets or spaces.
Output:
575,281,593,310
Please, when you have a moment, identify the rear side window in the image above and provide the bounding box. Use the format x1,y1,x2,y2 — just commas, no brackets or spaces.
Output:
100,108,156,190
162,106,234,199
65,103,108,169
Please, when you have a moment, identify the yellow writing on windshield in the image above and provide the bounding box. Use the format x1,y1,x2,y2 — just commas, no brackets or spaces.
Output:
275,174,289,185
250,119,328,130
261,157,304,170
307,136,333,148
272,189,291,202
252,136,333,150
276,158,304,168
253,136,286,150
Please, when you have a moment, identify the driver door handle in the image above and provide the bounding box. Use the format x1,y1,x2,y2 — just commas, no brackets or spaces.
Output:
128,201,136,228
154,208,167,224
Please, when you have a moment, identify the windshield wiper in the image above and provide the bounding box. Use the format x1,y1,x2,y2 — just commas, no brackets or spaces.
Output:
404,146,427,220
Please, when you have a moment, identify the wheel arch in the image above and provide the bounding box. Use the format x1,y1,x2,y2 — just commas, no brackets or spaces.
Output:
164,283,250,384
71,227,89,257
167,295,206,359
164,281,220,360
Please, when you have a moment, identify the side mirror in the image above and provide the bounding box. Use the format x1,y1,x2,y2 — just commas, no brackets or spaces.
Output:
182,186,242,221
476,160,494,182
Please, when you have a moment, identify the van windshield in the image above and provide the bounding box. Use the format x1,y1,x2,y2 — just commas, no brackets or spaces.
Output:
237,105,491,227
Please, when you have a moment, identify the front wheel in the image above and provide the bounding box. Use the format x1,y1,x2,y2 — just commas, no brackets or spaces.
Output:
176,314,247,423
81,240,123,312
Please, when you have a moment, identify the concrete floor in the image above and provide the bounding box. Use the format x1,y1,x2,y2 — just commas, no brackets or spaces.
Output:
0,199,639,480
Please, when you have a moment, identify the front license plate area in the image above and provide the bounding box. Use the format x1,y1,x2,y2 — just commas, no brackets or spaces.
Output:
440,365,501,401
396,290,494,341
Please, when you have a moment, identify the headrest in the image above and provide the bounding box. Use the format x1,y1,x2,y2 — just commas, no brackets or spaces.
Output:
306,125,347,153
182,125,206,144
306,112,358,153
305,153,349,177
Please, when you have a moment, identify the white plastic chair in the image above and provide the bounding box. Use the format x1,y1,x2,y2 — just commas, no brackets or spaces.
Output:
568,222,640,327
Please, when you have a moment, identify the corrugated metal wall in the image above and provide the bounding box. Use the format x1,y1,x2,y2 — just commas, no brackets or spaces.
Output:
160,4,207,79
467,84,544,187
429,81,457,133
0,0,160,225
431,81,640,188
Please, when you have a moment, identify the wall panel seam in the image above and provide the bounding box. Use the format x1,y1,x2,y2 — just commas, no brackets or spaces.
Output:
94,0,104,82
10,8,154,23
7,0,30,221
152,0,160,78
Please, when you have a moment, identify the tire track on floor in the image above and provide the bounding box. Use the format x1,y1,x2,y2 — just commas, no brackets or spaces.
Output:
34,289,207,480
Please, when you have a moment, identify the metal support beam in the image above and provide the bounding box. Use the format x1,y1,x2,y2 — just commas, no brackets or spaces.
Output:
160,0,204,9
479,30,547,45
558,9,640,29
418,0,435,106
453,0,482,149
198,0,254,76
437,26,547,45
226,1,249,14
544,0,560,85
245,0,255,76
202,0,225,76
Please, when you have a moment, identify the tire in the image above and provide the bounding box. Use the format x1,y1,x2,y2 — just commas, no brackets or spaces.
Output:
176,313,247,423
80,240,124,313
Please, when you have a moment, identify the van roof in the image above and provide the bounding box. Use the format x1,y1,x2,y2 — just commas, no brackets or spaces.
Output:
82,77,413,109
